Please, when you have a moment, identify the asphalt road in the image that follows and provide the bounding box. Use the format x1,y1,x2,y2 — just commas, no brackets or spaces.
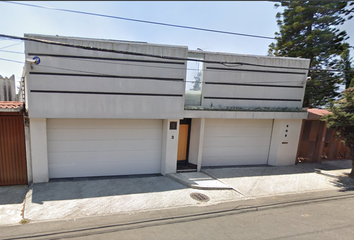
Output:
1,189,354,240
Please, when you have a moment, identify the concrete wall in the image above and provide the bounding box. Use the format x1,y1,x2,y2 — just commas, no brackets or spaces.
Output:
24,35,310,182
268,119,303,166
198,51,310,109
24,34,188,119
188,118,205,171
29,118,49,183
0,75,16,101
161,119,179,175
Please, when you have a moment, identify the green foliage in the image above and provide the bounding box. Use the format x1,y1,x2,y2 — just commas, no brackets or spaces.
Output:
322,87,354,176
340,43,354,89
268,1,354,108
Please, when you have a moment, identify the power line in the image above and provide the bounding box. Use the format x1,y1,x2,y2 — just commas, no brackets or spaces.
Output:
0,40,23,50
0,57,23,64
0,49,24,54
3,1,275,40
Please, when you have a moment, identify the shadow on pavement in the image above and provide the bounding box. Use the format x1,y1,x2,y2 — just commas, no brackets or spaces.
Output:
31,175,187,204
0,185,29,205
329,175,354,192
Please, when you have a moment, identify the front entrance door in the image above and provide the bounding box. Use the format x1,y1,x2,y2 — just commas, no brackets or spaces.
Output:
177,124,189,161
177,119,191,166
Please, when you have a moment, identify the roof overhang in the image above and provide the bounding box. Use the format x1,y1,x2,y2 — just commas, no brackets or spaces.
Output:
184,110,308,119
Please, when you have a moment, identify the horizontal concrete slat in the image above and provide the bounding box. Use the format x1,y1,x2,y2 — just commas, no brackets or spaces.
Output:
203,84,304,100
29,75,184,95
29,56,186,79
28,93,185,119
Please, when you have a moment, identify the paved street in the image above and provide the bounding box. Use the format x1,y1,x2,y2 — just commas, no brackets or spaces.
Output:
1,189,354,240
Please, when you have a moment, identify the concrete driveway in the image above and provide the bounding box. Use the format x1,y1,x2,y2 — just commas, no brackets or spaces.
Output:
0,185,28,226
23,175,242,223
203,160,354,198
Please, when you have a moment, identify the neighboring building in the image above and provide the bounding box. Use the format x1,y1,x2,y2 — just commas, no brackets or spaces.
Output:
0,101,28,186
297,109,351,163
0,75,16,101
23,34,310,183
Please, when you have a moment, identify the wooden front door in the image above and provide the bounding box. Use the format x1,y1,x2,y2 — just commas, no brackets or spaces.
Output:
177,119,191,162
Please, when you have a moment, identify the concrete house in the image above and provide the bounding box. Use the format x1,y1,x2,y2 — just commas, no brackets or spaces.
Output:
23,34,310,183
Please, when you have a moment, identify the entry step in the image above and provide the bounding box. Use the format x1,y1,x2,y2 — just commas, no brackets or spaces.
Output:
167,172,233,190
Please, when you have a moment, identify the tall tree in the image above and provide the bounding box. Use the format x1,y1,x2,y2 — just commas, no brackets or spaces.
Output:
340,43,354,89
268,1,354,108
322,87,354,178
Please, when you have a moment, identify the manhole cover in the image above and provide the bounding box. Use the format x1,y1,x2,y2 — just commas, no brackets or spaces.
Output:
190,192,210,202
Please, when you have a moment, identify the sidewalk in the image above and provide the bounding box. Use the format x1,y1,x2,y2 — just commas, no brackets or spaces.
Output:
0,160,353,227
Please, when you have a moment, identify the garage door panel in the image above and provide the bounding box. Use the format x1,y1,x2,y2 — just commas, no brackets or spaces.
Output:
204,127,271,137
49,160,160,178
48,119,162,129
47,119,162,178
48,150,161,164
203,137,271,147
202,119,272,166
48,139,161,153
205,119,273,127
202,155,269,166
203,147,270,157
47,129,162,141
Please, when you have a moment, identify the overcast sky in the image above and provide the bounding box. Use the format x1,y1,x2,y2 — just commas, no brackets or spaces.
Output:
1,1,353,88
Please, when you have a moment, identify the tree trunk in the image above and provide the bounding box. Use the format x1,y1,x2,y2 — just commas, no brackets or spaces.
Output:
349,150,354,178
350,159,354,178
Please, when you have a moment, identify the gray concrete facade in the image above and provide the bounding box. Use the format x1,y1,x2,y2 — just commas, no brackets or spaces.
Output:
22,34,310,182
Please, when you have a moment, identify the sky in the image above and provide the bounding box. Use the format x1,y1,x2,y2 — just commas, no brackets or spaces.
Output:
0,1,354,90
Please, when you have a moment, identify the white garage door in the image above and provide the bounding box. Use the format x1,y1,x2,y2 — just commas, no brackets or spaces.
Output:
202,119,273,166
47,119,162,178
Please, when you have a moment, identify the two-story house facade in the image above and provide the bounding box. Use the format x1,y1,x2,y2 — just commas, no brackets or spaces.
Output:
23,34,309,183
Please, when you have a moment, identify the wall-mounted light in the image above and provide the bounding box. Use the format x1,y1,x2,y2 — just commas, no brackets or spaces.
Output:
26,56,40,65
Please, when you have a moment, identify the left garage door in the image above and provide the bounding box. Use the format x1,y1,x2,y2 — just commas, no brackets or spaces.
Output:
47,119,162,178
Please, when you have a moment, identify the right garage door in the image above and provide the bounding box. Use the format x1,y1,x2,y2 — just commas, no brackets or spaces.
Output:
202,119,273,166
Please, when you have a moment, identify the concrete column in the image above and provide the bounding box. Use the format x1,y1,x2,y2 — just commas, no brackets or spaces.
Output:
29,118,49,183
24,122,33,184
268,119,303,166
161,119,179,175
188,118,205,171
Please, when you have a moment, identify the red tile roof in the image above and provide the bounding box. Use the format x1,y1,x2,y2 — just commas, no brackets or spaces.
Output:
308,108,331,116
0,101,24,110
307,108,331,120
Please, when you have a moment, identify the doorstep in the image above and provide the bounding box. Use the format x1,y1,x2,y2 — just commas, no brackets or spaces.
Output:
166,172,233,190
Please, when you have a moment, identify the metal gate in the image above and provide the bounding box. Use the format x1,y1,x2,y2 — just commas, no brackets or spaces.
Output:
0,113,27,186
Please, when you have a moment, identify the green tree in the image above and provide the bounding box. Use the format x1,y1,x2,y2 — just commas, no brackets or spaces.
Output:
340,43,354,89
268,1,354,108
322,87,354,177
